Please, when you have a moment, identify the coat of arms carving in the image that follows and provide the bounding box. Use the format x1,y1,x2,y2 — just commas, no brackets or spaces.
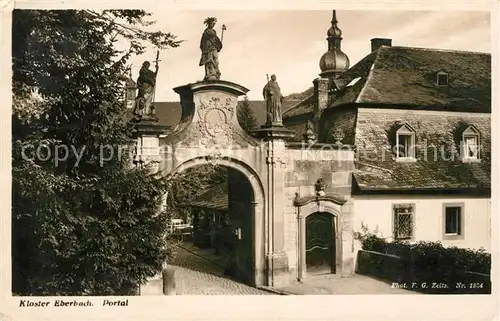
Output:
196,96,237,146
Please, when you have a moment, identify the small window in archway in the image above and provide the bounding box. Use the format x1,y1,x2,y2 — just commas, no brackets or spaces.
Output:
437,71,449,86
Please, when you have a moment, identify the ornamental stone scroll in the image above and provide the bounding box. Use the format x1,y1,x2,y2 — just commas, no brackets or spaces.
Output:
195,95,238,146
170,80,252,148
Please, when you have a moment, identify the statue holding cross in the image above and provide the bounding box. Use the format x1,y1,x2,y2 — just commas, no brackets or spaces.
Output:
133,50,161,119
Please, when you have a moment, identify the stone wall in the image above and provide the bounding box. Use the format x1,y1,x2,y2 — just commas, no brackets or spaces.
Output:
319,105,358,144
282,146,356,277
283,186,298,273
340,199,355,275
284,147,355,193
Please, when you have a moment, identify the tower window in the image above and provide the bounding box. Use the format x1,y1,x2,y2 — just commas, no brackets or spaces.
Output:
437,72,449,86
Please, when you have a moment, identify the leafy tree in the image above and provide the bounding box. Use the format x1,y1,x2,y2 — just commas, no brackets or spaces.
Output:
12,9,182,295
166,165,227,223
237,95,258,135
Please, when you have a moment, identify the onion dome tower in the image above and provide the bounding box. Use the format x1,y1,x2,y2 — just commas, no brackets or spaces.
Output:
319,10,350,79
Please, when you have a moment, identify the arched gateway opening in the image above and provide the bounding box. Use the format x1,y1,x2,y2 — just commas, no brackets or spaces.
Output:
166,157,265,287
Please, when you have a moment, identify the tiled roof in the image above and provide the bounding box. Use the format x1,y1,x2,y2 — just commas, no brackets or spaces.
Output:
230,100,298,125
353,162,491,191
353,109,491,191
123,102,182,128
283,46,491,119
182,183,228,211
126,100,298,128
345,46,490,111
282,95,315,119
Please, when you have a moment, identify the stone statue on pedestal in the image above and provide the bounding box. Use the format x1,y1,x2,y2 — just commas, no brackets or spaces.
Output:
315,178,326,196
263,74,284,126
133,59,159,119
199,17,224,81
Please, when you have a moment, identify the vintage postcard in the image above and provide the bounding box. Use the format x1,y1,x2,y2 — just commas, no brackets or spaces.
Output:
1,1,498,320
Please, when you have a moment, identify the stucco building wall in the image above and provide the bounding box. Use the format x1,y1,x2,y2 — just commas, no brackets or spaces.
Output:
352,195,491,252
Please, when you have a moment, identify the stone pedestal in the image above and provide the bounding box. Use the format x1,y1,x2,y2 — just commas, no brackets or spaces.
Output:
132,119,171,172
254,125,295,141
270,251,290,288
162,267,176,295
171,80,250,149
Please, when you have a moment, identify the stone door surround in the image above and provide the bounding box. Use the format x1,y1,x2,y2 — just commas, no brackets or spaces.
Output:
294,194,347,281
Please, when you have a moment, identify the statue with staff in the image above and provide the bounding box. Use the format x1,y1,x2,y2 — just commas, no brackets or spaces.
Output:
133,50,161,119
263,74,285,126
199,17,226,81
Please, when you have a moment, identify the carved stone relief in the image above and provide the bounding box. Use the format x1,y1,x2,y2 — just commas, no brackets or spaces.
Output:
178,94,249,148
197,96,234,146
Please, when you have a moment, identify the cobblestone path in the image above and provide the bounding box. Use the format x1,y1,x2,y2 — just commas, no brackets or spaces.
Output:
143,243,412,295
278,274,417,295
148,244,273,295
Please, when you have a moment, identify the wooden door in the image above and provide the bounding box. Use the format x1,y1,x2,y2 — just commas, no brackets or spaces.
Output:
305,212,335,275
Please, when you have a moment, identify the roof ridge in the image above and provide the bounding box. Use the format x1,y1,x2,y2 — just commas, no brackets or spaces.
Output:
355,48,383,103
389,45,490,56
283,94,314,114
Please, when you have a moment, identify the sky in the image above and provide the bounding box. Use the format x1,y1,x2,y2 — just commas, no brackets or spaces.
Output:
125,10,491,102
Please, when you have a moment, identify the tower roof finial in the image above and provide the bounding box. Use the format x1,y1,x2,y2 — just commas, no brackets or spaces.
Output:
327,10,342,37
332,10,338,24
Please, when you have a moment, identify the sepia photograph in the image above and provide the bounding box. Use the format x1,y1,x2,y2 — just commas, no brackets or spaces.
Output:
2,3,498,320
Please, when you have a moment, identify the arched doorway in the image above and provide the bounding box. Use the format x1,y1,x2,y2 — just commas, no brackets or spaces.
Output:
166,157,266,287
305,212,336,275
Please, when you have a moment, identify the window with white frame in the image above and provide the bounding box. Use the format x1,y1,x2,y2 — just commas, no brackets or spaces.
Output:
437,71,449,86
443,203,464,240
461,126,480,161
396,124,416,160
393,203,415,240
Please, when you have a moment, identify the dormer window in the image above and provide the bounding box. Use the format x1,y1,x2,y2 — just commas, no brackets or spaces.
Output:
461,126,480,162
396,123,416,162
437,71,449,86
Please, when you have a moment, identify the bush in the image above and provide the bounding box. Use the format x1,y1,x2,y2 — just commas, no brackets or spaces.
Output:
356,226,491,293
357,227,490,275
357,224,387,253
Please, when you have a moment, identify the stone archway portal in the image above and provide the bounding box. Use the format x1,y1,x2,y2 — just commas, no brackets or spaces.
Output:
135,79,299,288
